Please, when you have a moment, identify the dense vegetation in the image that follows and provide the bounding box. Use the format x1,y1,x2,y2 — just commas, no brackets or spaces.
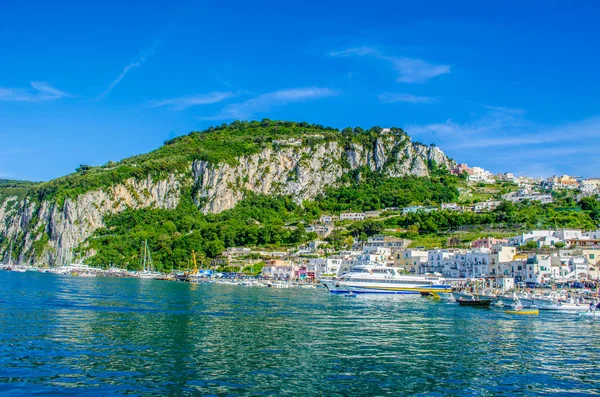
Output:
84,171,457,270
310,169,459,212
85,193,319,271
2,120,599,268
0,179,39,201
23,120,407,205
83,165,600,270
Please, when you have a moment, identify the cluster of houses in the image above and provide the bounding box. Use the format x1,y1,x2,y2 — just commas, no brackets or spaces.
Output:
246,229,600,285
452,163,600,199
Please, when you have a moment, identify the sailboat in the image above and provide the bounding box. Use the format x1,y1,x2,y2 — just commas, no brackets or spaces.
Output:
137,240,161,279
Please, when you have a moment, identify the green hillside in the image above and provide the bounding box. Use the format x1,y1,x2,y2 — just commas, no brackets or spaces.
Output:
23,120,405,205
1,120,599,270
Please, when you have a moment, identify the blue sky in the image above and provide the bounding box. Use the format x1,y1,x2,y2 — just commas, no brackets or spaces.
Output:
2,0,600,181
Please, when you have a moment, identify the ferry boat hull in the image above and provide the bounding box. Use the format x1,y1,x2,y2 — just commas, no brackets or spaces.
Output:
321,280,451,295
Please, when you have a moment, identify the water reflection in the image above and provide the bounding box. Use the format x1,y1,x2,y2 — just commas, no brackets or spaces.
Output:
0,272,600,395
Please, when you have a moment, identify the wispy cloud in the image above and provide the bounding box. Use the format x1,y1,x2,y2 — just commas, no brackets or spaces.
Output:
407,104,600,177
201,87,338,120
378,92,436,104
0,81,70,102
408,105,529,145
150,91,235,110
99,40,160,99
329,46,450,83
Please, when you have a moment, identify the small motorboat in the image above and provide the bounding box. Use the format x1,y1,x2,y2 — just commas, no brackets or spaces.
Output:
505,308,539,315
457,297,492,307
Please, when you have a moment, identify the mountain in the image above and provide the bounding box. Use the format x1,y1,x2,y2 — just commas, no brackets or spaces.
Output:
0,120,455,267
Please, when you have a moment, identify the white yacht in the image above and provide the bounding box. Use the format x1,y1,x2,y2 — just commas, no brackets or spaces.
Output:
321,265,451,295
496,292,519,307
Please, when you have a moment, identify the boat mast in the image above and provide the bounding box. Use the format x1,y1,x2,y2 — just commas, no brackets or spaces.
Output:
139,241,144,271
143,240,148,272
147,242,153,272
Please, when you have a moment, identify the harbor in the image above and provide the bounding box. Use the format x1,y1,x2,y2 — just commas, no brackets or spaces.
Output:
0,269,599,396
2,262,599,316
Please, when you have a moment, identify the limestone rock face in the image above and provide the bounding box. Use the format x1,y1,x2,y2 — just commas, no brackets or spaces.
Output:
0,133,454,265
193,136,454,213
0,175,182,265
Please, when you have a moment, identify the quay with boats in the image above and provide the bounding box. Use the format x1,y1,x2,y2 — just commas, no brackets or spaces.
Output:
2,260,600,317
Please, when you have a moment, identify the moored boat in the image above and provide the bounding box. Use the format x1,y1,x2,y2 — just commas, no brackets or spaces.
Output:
457,297,492,307
505,308,539,315
539,301,589,312
452,291,474,301
321,265,451,295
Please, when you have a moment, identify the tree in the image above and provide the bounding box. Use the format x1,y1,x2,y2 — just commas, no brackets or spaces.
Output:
343,236,354,248
407,224,419,237
76,164,92,173
204,239,225,258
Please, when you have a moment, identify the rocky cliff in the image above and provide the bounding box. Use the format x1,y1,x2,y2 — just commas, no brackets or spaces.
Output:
0,175,182,265
193,136,451,213
0,126,454,265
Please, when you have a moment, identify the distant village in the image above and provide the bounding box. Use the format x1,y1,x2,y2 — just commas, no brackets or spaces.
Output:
221,163,600,285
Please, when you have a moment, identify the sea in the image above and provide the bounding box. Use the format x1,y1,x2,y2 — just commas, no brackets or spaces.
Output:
0,271,599,396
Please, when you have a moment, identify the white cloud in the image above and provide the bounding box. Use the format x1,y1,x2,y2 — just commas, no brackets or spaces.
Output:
150,91,235,110
202,87,338,120
0,81,70,102
407,104,600,177
329,46,450,83
329,46,380,57
407,105,529,145
378,92,436,104
99,40,160,99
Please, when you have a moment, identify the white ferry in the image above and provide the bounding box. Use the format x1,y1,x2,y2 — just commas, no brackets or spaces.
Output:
321,265,452,295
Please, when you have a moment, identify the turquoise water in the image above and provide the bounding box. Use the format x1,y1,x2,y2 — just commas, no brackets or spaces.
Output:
0,272,599,396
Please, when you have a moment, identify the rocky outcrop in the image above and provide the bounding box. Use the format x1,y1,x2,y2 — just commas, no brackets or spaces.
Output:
0,175,183,265
193,135,453,213
0,132,454,265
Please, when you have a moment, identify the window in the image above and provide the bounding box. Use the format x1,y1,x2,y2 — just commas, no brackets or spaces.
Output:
590,254,595,259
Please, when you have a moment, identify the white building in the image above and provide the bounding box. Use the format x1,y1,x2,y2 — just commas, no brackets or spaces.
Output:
554,229,582,241
441,202,461,211
510,230,554,246
363,235,409,250
339,212,366,221
307,258,327,277
473,200,501,213
583,230,600,240
426,249,458,276
262,261,294,279
524,254,552,284
461,249,492,278
468,167,496,184
395,250,428,274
